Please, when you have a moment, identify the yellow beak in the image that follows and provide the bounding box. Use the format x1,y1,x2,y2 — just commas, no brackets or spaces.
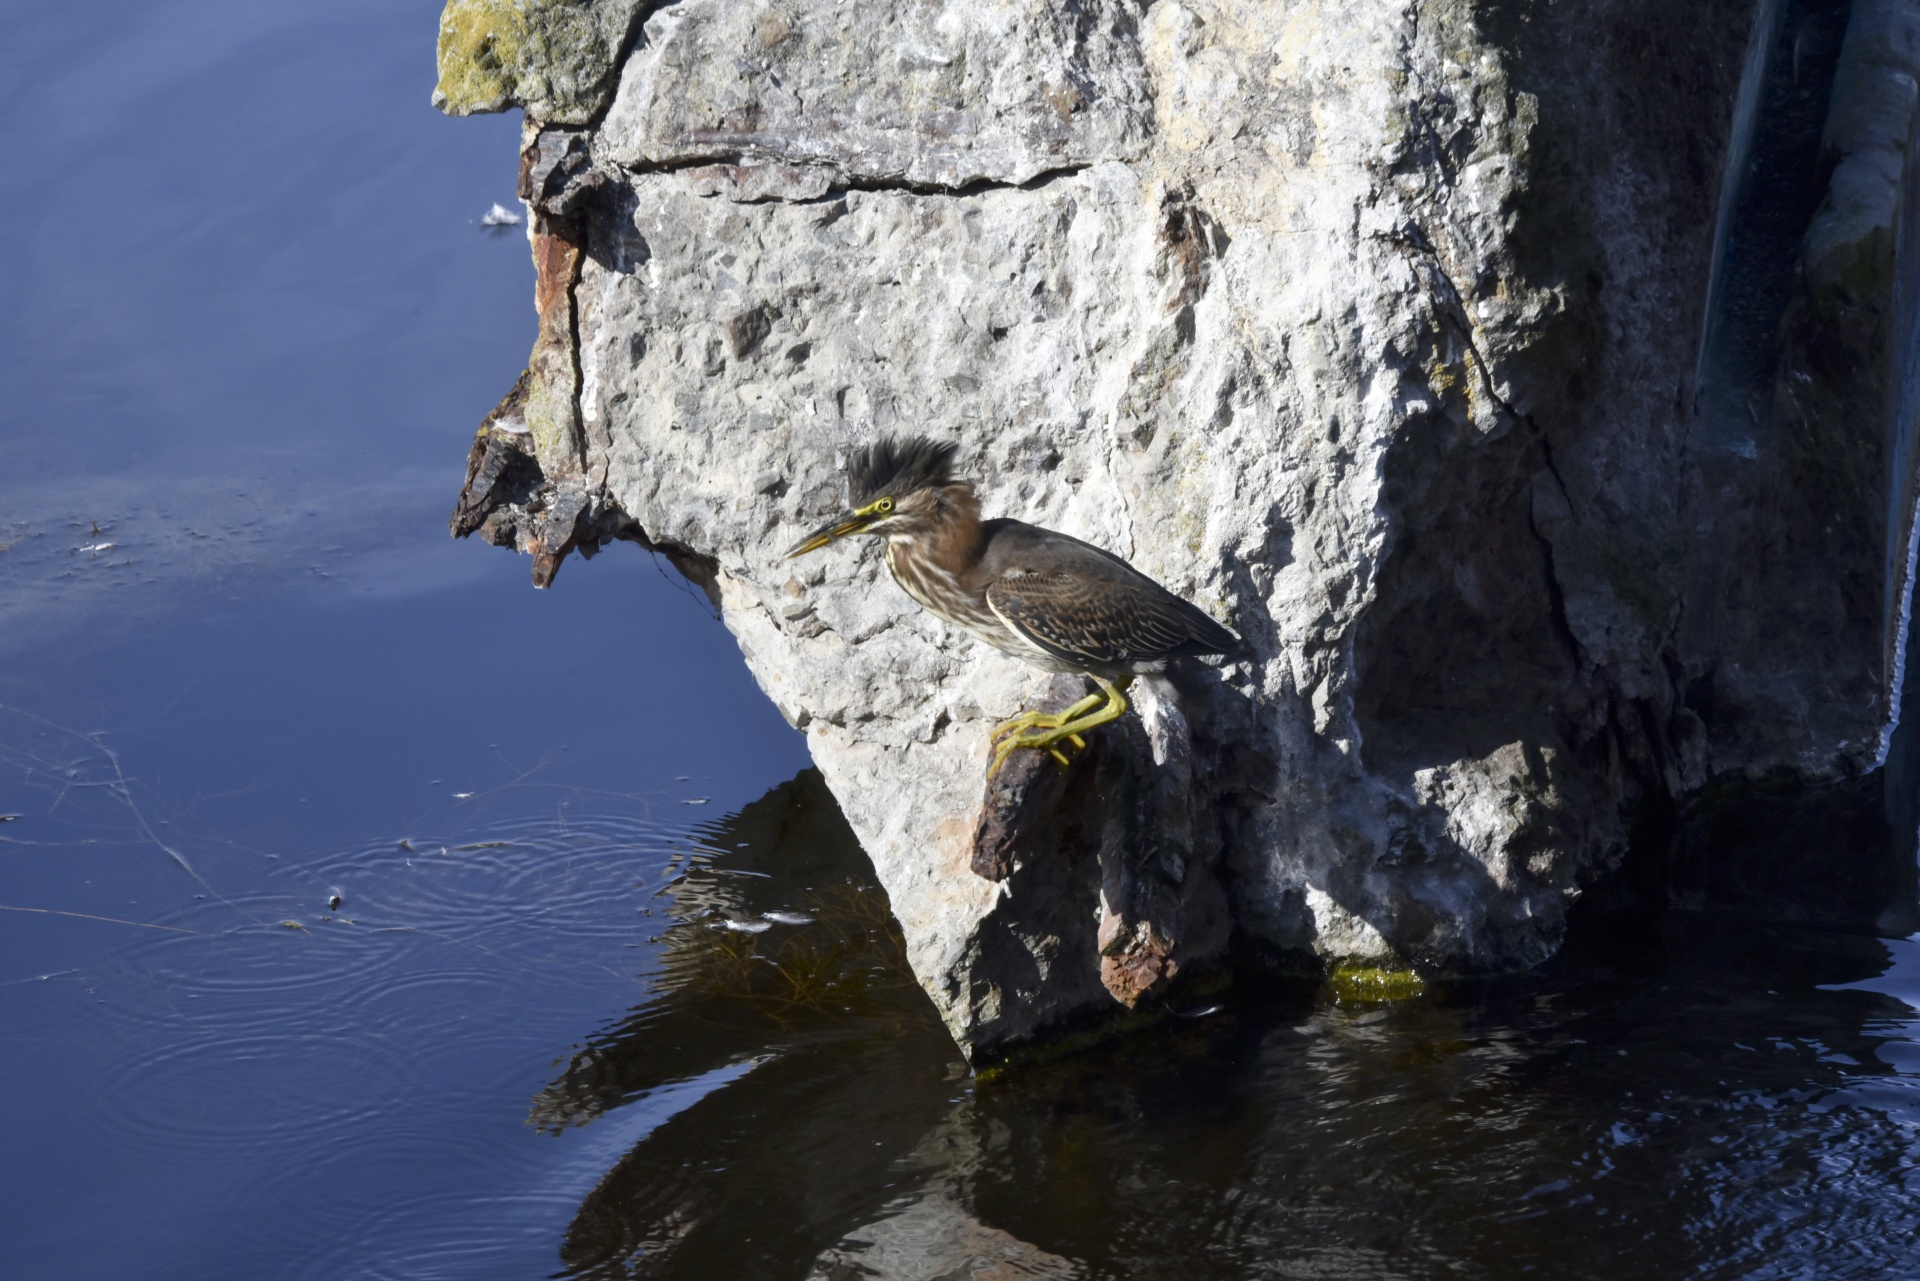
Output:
784,512,878,558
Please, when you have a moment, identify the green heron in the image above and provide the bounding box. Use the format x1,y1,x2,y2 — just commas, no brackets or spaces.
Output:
787,436,1239,776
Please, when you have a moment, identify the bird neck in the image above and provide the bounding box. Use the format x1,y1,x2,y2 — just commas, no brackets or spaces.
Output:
888,482,985,571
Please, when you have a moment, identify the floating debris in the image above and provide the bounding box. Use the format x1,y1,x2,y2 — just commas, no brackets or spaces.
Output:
75,542,117,555
762,910,816,926
715,918,772,934
276,920,307,931
451,841,511,851
1172,1003,1225,1019
452,792,474,800
0,814,19,823
479,202,522,227
397,839,414,852
683,797,710,805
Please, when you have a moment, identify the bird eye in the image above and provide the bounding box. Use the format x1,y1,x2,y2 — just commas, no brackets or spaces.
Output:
876,498,894,514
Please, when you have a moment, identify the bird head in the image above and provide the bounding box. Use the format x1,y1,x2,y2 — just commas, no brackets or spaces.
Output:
785,436,968,557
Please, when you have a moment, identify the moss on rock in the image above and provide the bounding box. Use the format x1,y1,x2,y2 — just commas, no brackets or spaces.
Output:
1326,964,1427,1005
434,0,647,125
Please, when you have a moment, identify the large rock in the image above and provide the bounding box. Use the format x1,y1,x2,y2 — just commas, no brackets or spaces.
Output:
439,0,1920,1060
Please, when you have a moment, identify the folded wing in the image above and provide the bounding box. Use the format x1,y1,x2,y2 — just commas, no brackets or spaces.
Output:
985,558,1237,670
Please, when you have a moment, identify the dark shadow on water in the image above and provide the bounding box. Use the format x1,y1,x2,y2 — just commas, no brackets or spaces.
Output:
968,919,1919,1281
541,770,963,1278
548,774,1920,1281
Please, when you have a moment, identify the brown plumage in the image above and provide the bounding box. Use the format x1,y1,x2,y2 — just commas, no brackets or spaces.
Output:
788,435,1238,773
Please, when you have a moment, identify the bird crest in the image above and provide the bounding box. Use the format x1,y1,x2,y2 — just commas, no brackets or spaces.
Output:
847,436,961,506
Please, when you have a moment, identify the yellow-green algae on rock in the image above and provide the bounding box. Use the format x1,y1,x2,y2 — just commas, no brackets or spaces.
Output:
1326,965,1427,1005
434,0,647,126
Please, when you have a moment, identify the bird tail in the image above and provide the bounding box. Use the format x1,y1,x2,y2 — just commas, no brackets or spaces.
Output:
1176,599,1242,659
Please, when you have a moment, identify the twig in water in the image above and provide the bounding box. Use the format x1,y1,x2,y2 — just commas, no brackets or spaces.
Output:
0,904,202,935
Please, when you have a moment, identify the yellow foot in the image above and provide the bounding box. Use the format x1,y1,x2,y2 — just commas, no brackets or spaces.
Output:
1047,733,1090,767
990,693,1104,746
985,678,1131,779
993,729,1092,776
991,729,1065,778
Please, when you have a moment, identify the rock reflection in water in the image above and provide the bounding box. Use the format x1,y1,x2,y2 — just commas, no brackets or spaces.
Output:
538,770,966,1276
967,925,1920,1279
544,776,1920,1281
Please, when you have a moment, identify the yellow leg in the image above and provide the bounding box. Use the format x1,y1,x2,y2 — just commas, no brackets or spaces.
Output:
990,692,1105,746
989,677,1131,778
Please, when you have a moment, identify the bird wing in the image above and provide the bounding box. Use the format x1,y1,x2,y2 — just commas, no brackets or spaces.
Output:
985,565,1226,669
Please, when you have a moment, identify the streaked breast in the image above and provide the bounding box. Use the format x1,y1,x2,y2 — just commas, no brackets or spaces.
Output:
884,540,999,635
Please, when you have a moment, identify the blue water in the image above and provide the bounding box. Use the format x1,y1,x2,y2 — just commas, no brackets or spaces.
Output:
2,4,1918,1280
0,3,809,1276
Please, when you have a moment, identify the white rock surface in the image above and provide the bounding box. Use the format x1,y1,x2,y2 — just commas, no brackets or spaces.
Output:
600,0,1154,188
442,0,1920,1058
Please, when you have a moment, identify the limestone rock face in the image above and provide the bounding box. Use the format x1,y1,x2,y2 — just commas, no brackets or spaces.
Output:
439,0,1920,1060
600,0,1155,188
